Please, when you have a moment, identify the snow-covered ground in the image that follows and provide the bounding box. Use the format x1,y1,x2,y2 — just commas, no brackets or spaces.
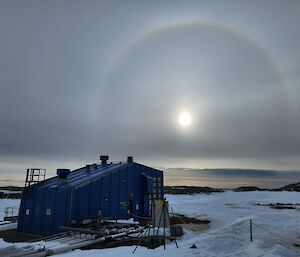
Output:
0,190,22,194
1,192,300,257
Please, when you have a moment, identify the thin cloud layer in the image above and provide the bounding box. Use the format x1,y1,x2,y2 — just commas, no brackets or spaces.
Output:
0,1,299,179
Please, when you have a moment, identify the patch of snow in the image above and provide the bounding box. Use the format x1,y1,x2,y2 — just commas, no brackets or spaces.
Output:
106,218,138,224
0,238,11,248
0,190,22,194
0,222,17,231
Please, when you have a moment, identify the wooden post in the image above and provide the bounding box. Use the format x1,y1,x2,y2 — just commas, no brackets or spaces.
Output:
250,219,253,242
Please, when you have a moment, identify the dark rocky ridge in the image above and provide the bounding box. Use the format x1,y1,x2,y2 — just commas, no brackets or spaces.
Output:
0,186,23,191
0,192,22,199
164,186,224,194
256,203,300,209
280,182,300,192
234,182,300,192
0,186,23,199
234,186,263,192
165,182,300,195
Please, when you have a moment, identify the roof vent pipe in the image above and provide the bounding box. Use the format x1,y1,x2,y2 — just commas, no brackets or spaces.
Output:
100,155,109,165
57,169,70,179
127,156,133,163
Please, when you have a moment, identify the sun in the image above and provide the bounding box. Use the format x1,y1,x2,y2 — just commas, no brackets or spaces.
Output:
178,111,192,127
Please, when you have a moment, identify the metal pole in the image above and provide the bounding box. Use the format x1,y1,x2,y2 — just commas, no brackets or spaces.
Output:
163,201,166,250
250,219,253,242
132,227,149,254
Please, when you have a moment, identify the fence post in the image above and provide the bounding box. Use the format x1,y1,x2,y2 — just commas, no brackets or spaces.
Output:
250,219,253,242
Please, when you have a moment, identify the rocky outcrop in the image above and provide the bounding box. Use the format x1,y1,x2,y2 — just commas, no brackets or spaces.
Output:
234,186,263,192
280,182,300,192
164,186,224,195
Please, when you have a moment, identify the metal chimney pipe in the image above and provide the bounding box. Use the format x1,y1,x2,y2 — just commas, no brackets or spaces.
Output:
100,155,109,165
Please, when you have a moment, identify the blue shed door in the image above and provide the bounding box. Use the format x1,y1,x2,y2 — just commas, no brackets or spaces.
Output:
101,176,111,218
41,187,56,235
110,172,120,219
119,170,128,219
52,188,68,234
31,188,45,234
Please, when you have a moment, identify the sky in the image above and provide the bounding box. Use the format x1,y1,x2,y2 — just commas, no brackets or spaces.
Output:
0,1,300,184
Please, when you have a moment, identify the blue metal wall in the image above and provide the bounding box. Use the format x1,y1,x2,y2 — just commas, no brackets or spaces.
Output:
18,162,163,235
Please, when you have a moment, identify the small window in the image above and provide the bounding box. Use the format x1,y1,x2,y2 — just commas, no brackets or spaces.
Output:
102,197,109,202
25,209,30,215
136,203,139,210
46,208,51,216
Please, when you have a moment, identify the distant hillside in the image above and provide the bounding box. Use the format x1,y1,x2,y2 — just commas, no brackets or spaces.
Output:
0,186,23,191
234,182,300,192
280,182,300,192
0,186,23,199
165,182,300,194
164,186,224,194
234,186,263,192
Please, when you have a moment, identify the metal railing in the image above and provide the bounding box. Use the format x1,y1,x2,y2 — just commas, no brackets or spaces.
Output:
4,206,19,218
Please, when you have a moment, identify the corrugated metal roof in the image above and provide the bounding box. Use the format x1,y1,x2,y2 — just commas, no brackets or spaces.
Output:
69,162,127,187
35,162,127,189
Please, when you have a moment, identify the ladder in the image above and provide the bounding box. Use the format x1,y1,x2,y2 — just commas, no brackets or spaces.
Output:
25,168,46,187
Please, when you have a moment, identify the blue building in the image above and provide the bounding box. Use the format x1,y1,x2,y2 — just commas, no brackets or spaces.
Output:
17,156,163,235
